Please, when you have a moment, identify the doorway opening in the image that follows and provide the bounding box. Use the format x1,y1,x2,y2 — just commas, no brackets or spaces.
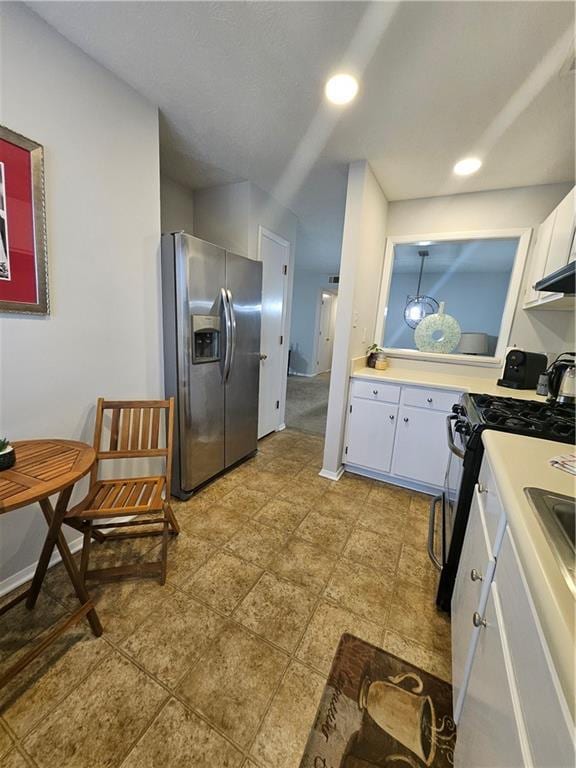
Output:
286,279,338,436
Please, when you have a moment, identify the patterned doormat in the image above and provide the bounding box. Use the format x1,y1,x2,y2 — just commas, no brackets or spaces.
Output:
299,634,457,768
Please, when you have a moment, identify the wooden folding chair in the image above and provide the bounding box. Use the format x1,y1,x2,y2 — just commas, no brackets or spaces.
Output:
65,397,179,585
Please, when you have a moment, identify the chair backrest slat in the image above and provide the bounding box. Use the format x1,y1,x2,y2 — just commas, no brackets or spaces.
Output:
140,408,151,450
130,408,141,450
109,409,120,451
150,409,161,449
119,409,131,451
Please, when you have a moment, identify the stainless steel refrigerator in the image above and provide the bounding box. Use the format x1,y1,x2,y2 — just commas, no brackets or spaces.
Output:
161,233,262,498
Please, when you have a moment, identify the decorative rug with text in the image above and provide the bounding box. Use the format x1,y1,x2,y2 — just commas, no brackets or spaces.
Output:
299,633,457,768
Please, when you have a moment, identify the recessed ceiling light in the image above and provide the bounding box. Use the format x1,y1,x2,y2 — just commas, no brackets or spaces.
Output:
453,157,482,176
325,73,359,105
417,241,432,246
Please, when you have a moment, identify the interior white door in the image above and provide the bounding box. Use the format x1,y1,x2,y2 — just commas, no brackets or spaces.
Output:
258,229,289,439
316,292,336,373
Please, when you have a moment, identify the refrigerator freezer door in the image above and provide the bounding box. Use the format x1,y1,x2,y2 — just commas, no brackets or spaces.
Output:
225,252,262,468
174,234,227,493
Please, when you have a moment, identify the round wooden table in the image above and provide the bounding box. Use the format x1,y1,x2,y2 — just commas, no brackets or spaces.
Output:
0,439,103,689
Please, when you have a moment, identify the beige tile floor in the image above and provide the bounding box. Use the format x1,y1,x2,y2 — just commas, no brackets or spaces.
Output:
0,428,451,768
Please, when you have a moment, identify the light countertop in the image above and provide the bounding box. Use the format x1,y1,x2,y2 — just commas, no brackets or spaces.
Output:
352,366,547,401
482,431,575,715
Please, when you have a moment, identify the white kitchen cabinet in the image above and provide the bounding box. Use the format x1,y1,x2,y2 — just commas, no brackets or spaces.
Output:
345,398,398,473
345,380,460,491
455,582,531,768
497,529,574,768
451,487,496,723
391,405,450,487
524,187,575,310
524,208,556,306
543,187,575,277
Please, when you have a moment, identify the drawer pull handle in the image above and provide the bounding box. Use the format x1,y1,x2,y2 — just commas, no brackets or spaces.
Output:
373,390,378,395
427,397,433,403
478,483,487,494
473,612,487,628
470,568,483,582
403,417,409,423
389,414,395,421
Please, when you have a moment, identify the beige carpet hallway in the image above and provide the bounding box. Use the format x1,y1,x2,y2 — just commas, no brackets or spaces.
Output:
0,428,451,768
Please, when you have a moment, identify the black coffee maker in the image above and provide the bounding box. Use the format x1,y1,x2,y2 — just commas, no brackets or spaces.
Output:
497,349,548,390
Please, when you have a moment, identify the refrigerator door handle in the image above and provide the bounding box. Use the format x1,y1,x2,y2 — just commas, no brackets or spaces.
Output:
226,288,237,381
221,287,232,382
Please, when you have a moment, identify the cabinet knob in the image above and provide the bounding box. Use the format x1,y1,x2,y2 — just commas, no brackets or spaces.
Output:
403,417,409,423
372,390,378,395
470,568,483,582
389,414,395,421
427,397,433,403
472,612,487,628
478,483,487,494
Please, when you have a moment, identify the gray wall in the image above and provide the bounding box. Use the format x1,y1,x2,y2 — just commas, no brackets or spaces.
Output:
0,4,162,594
160,175,194,234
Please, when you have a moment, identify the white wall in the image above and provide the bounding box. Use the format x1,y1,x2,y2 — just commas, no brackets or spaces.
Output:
290,272,338,375
322,161,388,477
0,4,162,593
386,183,575,359
193,180,298,430
160,175,194,234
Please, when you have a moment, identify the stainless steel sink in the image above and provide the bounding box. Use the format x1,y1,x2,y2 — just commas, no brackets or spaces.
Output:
524,487,575,597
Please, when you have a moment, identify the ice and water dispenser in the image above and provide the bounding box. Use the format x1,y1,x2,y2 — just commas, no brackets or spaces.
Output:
191,315,221,364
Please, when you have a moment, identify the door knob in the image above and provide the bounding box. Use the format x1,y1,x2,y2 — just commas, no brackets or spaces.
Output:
259,353,268,361
427,397,433,403
472,612,487,628
389,414,395,421
470,568,483,582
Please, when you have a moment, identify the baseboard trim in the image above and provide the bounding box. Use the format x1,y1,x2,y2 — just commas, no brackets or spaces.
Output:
0,534,84,599
277,423,286,431
319,466,344,481
344,463,440,495
288,371,316,378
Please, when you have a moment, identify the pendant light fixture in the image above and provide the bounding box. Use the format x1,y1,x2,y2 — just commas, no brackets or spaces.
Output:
404,250,439,329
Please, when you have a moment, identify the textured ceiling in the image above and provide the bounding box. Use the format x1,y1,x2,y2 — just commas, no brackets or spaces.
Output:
27,1,575,272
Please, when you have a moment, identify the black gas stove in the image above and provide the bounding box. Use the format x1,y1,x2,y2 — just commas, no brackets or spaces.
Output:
456,392,575,448
435,391,576,613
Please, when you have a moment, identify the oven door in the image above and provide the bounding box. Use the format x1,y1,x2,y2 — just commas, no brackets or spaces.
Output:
428,414,466,570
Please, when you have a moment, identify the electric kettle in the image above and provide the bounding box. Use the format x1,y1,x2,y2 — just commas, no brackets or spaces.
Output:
557,366,576,405
546,352,576,404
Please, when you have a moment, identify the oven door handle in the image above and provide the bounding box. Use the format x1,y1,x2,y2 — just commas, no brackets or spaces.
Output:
446,414,466,460
428,494,443,570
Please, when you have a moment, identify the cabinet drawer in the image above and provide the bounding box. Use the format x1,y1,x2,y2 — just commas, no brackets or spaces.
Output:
401,386,460,412
351,379,400,404
477,458,507,556
496,528,574,768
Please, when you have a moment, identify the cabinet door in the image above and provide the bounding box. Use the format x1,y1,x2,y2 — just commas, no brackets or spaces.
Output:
455,583,530,768
544,187,575,277
524,209,555,305
346,399,398,472
451,489,496,723
391,406,449,487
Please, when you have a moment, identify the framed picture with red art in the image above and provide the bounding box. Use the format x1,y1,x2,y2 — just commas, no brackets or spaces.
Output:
0,124,48,314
